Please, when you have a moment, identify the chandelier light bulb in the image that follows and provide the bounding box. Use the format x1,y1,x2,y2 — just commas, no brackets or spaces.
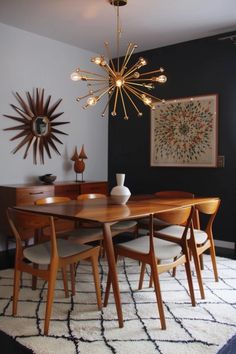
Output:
71,70,82,81
71,1,167,119
139,57,147,66
142,94,152,105
87,96,97,106
100,59,107,66
91,56,103,65
133,72,140,78
156,75,167,83
115,77,124,87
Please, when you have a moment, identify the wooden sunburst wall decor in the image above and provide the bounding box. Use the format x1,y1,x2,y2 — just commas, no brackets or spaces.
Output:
3,88,70,164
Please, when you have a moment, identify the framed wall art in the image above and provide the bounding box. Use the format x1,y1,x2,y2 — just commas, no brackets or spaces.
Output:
150,94,218,167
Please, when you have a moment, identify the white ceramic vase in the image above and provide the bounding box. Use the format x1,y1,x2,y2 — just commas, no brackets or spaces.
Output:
110,173,131,205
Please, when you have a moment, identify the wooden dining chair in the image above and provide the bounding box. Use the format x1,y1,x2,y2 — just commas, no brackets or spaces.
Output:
35,196,75,235
154,198,221,299
7,207,102,335
104,206,196,330
76,193,138,239
138,190,194,231
35,195,104,245
35,195,105,295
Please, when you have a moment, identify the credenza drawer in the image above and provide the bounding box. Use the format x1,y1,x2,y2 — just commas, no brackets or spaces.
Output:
79,182,108,195
16,186,54,205
54,184,80,199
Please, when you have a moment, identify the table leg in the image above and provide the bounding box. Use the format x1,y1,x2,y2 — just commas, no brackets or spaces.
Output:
103,223,123,328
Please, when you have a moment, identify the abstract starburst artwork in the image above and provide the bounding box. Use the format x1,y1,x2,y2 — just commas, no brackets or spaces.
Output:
3,88,69,164
150,95,218,167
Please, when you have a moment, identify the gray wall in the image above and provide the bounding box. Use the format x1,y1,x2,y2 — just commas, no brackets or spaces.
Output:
0,22,108,185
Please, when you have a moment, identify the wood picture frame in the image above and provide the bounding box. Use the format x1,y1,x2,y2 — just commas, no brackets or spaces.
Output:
150,94,218,167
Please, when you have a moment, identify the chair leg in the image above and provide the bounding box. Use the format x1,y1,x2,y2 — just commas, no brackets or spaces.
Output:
138,262,146,290
199,254,204,270
44,268,58,335
70,264,76,296
61,266,69,298
184,261,196,306
189,239,205,299
149,259,161,288
172,257,177,277
12,268,21,315
149,265,153,288
90,251,102,310
104,269,112,307
150,258,166,330
32,263,38,290
183,242,196,306
209,240,219,282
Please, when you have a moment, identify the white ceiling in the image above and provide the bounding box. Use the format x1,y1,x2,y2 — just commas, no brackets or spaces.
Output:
0,0,236,56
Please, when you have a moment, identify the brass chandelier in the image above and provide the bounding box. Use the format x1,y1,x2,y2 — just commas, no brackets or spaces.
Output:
71,0,167,120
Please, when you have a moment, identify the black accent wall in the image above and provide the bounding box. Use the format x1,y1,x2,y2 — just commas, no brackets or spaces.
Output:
108,31,236,243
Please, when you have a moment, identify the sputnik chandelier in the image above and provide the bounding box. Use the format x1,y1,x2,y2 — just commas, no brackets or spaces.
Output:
71,0,167,120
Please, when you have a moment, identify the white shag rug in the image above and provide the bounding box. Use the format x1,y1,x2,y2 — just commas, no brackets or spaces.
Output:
0,255,236,354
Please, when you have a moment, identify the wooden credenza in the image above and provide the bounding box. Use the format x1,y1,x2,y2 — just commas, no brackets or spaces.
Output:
0,180,108,240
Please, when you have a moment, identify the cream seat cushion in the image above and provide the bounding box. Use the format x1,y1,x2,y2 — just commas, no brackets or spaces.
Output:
23,239,91,265
112,220,137,231
116,236,182,260
157,225,208,245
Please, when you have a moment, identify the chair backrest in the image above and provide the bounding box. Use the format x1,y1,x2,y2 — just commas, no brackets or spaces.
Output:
195,199,220,214
150,206,194,253
194,198,221,231
155,206,194,226
77,193,106,200
35,196,71,205
154,191,194,198
7,208,57,258
35,196,75,234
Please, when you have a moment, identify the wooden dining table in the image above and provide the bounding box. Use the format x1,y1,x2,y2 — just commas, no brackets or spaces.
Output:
13,195,219,328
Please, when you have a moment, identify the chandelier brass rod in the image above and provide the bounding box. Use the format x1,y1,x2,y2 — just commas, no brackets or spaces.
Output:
97,85,115,101
76,85,110,101
112,87,119,115
79,69,106,78
82,78,108,82
126,81,153,88
126,85,154,108
125,84,143,100
123,87,142,115
138,69,164,76
126,83,161,101
101,90,115,117
117,5,120,71
123,62,142,79
104,42,116,73
127,78,158,82
120,42,133,75
119,87,128,119
103,63,117,78
120,44,137,75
